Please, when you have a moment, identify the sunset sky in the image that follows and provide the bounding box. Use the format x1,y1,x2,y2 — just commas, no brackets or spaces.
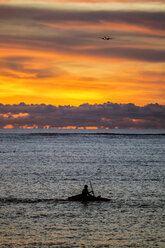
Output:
0,0,165,128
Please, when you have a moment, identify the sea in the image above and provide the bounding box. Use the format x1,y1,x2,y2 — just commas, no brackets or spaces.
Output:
0,129,165,248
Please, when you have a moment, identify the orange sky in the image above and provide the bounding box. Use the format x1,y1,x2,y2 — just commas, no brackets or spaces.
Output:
0,0,165,106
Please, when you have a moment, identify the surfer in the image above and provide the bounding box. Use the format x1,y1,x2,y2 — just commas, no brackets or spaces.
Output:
82,185,92,202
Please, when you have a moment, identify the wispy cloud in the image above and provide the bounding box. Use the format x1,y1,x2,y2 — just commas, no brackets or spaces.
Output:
0,5,164,60
0,56,65,79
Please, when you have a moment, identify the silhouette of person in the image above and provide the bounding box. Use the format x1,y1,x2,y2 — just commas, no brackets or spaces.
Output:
82,185,91,202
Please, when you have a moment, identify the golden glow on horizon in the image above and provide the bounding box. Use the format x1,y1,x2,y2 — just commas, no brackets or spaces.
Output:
2,125,100,129
1,46,164,106
3,124,14,129
0,112,29,118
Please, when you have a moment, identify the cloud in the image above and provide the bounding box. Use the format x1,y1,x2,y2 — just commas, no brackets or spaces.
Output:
0,2,164,107
0,4,164,63
36,10,165,31
0,56,65,79
0,102,164,129
0,5,164,35
84,47,165,62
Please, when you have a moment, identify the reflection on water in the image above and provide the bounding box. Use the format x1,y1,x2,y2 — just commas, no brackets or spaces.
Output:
0,129,165,247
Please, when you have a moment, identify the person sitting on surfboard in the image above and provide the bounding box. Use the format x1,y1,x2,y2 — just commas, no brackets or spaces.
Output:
82,185,92,202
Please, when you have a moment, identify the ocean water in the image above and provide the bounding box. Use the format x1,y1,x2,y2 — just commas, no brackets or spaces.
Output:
0,129,165,248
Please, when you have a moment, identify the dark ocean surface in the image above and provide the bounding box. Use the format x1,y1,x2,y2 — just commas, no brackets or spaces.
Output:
0,129,165,247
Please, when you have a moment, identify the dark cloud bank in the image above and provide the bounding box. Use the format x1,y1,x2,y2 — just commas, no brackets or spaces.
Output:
1,5,164,31
0,102,164,129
